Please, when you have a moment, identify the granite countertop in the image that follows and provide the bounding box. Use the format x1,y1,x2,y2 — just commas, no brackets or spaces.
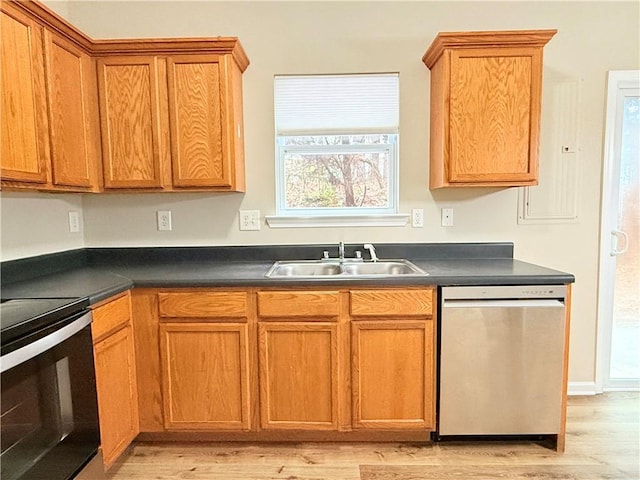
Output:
0,243,575,305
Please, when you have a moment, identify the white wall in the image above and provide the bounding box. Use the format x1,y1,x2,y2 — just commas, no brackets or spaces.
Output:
40,0,69,18
0,192,84,260
1,1,638,384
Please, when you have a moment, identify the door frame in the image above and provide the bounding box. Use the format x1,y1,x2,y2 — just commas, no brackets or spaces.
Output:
595,70,640,393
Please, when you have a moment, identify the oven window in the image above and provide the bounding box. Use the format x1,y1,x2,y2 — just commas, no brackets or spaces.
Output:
1,325,99,480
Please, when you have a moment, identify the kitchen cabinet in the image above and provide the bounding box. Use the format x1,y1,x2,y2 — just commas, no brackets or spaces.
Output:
350,289,435,430
131,286,434,438
1,0,248,194
92,292,139,469
97,56,167,189
257,291,345,430
97,50,246,192
1,3,49,185
157,291,253,430
168,55,244,189
423,30,556,188
1,1,101,192
44,30,101,190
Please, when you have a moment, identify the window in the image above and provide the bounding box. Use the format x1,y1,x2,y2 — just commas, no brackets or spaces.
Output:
270,74,402,225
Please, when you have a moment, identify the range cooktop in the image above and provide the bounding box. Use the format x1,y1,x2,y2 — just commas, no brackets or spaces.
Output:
0,297,89,346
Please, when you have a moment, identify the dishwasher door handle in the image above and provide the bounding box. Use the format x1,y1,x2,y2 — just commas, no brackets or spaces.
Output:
442,299,565,309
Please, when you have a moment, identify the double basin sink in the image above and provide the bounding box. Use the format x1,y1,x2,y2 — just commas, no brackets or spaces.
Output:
265,259,428,278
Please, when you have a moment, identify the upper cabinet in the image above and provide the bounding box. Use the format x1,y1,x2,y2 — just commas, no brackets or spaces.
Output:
97,56,167,189
97,49,247,192
0,0,248,194
423,30,556,189
1,3,49,185
1,2,101,192
168,54,244,190
44,31,102,190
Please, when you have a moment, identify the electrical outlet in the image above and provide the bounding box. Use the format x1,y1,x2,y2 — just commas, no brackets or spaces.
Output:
68,211,81,233
412,208,424,228
239,210,261,231
441,207,454,227
157,211,172,231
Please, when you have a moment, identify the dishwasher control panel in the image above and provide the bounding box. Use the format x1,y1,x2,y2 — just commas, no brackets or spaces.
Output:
441,285,567,300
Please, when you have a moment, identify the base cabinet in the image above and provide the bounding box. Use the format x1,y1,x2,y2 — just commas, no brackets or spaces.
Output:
352,320,434,429
157,291,253,431
159,323,251,430
258,322,341,430
256,290,345,431
349,289,436,430
92,292,139,469
132,287,435,438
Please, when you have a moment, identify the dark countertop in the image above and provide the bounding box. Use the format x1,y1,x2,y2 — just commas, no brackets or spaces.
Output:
0,244,575,305
1,267,133,304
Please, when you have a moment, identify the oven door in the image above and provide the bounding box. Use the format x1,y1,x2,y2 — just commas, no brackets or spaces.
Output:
1,312,100,480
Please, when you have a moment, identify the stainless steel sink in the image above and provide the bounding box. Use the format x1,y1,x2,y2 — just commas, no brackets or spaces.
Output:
340,261,424,275
265,261,342,277
265,259,427,278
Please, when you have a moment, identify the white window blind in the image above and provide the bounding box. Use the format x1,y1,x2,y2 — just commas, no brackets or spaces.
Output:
274,74,399,135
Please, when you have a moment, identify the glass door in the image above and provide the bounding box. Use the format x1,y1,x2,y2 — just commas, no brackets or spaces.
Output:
598,71,640,391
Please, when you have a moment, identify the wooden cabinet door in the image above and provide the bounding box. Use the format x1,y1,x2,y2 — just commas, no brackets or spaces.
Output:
44,31,99,189
351,320,434,430
92,293,138,468
258,322,340,430
448,47,541,184
97,56,165,189
159,323,251,430
94,324,139,467
167,55,232,188
1,4,49,184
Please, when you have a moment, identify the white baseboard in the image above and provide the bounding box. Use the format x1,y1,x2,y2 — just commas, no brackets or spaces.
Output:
567,381,597,396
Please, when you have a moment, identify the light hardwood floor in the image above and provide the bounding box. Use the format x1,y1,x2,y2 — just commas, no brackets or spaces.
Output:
106,392,639,480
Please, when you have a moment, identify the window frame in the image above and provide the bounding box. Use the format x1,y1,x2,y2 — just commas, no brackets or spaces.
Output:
274,134,399,217
270,73,403,225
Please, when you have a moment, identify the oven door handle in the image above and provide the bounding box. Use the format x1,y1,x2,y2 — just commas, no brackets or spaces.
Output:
1,312,93,373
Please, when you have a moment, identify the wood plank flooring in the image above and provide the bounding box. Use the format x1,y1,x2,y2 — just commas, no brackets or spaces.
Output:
106,392,639,479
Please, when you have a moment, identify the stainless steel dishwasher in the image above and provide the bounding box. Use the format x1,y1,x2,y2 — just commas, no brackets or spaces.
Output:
438,285,567,437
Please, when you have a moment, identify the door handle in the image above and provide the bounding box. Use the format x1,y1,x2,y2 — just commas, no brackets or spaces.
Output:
611,229,629,256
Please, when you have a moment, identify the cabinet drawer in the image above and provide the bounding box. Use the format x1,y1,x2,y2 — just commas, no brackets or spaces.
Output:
92,293,131,342
158,292,248,319
257,291,339,319
350,289,433,318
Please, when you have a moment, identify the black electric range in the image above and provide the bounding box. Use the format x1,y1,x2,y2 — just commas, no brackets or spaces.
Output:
0,296,100,480
0,297,90,348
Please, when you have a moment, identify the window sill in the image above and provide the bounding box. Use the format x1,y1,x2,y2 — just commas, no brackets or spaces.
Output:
265,214,410,228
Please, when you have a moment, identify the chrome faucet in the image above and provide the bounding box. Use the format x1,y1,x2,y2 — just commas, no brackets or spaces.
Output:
363,243,378,262
338,241,345,262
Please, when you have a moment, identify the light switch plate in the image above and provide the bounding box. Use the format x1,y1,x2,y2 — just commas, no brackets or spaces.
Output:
239,210,261,231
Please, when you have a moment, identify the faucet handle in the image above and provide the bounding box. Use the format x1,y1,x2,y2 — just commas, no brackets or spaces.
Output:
322,250,330,259
363,243,378,262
